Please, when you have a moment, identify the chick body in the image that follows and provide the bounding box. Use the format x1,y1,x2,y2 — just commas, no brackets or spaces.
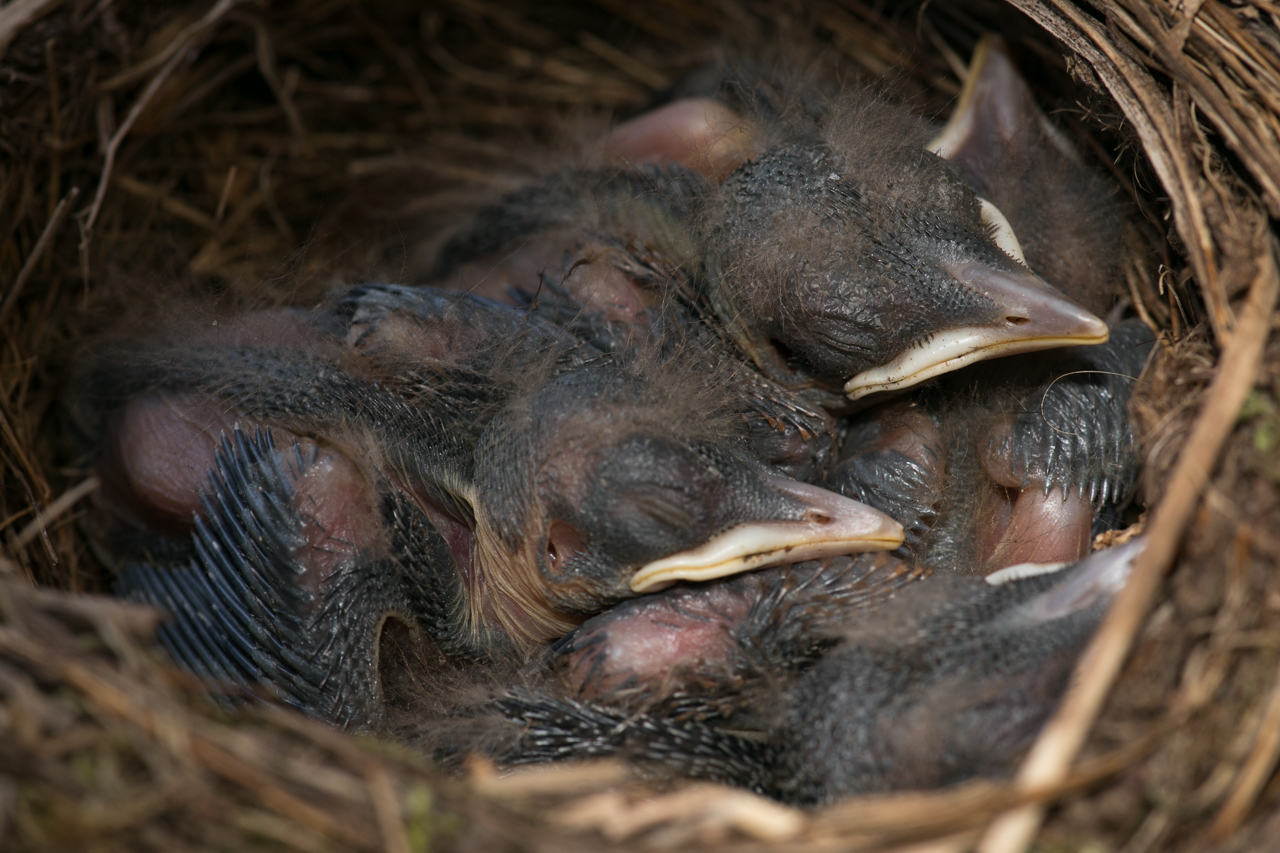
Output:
826,39,1153,575
466,541,1143,803
79,286,900,727
432,71,1109,415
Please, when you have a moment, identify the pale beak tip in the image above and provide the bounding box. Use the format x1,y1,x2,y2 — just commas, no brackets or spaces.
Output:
1081,313,1111,342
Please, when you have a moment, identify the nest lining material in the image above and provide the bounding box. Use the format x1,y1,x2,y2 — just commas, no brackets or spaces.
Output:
1,0,1278,851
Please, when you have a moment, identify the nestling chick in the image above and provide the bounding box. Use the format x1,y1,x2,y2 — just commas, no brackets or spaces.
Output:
826,40,1153,574
77,295,549,725
471,539,1144,803
774,538,1144,801
342,286,902,644
927,35,1123,317
553,552,925,719
432,71,1110,411
116,427,467,729
79,287,901,727
699,94,1108,403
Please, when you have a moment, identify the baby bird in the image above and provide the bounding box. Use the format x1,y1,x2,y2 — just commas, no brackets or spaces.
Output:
431,71,1110,412
469,352,902,608
826,39,1153,574
552,552,926,719
775,538,1144,801
78,293,552,725
79,286,901,727
460,539,1144,803
698,94,1108,403
927,36,1123,317
115,427,462,728
337,284,903,636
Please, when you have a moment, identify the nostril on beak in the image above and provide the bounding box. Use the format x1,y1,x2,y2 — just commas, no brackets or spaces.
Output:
1006,315,1031,326
805,511,835,525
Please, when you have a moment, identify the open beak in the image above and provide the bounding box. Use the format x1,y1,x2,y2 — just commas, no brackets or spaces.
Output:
844,265,1109,402
629,478,903,593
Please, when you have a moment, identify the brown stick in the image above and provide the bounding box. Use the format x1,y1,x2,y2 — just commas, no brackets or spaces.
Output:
9,476,99,553
45,652,376,851
82,0,241,239
192,737,375,851
1206,652,1280,841
0,0,63,59
978,240,1279,853
364,764,412,853
0,186,78,328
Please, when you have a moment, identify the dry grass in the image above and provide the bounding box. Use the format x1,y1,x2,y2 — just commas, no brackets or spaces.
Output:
1,1,1278,851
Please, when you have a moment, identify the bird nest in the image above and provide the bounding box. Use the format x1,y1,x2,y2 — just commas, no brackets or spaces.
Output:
1,0,1278,850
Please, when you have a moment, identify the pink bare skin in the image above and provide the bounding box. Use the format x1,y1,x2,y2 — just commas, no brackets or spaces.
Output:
285,442,387,600
98,392,237,534
435,233,579,304
436,235,657,332
558,245,654,325
852,401,945,480
989,487,1093,569
100,391,387,599
603,97,755,181
977,420,1093,572
562,578,760,701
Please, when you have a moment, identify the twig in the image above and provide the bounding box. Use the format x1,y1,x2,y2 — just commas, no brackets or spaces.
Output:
578,31,670,90
586,0,698,46
9,476,100,552
0,0,64,59
44,37,62,274
81,0,240,240
113,175,217,231
977,239,1279,853
189,188,266,275
1009,0,1222,341
355,10,438,115
30,641,377,851
215,165,239,224
1205,651,1280,841
364,765,412,853
1121,0,1280,218
258,148,295,244
0,186,78,328
99,0,236,92
240,12,307,139
190,737,375,851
